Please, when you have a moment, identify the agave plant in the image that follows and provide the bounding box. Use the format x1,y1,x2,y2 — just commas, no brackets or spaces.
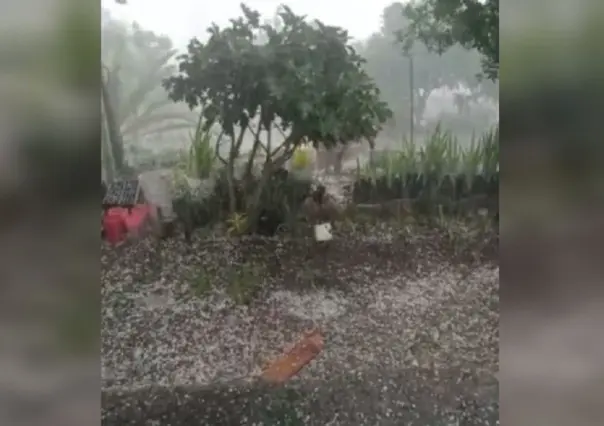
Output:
418,124,462,183
461,134,485,189
478,125,499,177
356,123,499,203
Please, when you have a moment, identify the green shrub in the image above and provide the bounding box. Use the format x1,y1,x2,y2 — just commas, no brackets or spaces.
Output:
359,124,498,182
353,124,499,212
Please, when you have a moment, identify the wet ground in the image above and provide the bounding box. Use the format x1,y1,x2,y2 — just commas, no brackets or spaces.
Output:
103,367,498,425
101,219,498,425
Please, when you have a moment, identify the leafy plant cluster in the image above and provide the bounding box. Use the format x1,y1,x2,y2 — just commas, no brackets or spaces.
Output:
165,5,391,151
353,125,498,210
361,125,498,178
163,4,392,233
397,0,499,80
358,2,497,138
173,166,313,238
173,112,218,182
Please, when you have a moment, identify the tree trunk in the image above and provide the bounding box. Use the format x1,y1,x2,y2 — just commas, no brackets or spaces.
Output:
101,77,127,175
245,163,272,234
101,123,116,182
225,158,237,215
244,149,293,234
225,127,248,214
244,138,261,181
334,147,346,174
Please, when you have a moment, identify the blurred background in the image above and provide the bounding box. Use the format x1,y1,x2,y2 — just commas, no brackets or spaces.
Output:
0,0,100,424
0,0,602,424
500,0,604,425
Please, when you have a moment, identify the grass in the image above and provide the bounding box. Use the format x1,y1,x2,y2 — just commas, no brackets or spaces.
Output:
434,207,496,260
226,262,265,305
190,270,213,297
189,261,265,304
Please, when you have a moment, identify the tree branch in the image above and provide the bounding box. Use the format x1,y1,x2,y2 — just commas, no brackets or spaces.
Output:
214,131,227,164
244,120,264,180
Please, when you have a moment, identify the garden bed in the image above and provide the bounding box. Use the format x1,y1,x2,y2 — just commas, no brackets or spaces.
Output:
101,218,498,425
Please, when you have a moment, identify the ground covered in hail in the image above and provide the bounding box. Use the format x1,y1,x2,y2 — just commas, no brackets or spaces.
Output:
101,219,498,425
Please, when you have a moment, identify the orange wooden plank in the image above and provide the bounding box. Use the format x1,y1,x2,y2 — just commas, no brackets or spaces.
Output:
261,329,324,384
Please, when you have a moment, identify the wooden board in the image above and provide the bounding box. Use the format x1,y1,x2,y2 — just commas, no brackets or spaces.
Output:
260,329,324,384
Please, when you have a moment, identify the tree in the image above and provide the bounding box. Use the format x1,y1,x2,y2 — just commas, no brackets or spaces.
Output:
398,0,499,80
164,4,391,231
101,12,200,178
357,2,491,137
102,16,198,143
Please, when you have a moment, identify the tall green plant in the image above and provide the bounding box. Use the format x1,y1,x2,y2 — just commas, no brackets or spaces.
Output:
478,125,499,177
461,135,484,189
186,114,216,179
360,124,499,184
418,124,461,182
363,138,418,180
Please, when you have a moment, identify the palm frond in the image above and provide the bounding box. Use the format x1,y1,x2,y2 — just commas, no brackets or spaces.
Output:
119,49,177,120
121,112,196,136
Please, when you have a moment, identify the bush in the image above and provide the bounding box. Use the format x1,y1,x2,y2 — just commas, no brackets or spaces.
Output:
173,167,313,238
352,125,499,216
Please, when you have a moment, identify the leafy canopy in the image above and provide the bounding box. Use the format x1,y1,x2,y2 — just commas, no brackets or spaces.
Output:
163,4,392,155
398,0,499,80
357,2,496,134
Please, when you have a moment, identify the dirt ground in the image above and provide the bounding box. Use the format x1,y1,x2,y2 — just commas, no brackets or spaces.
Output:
101,218,498,425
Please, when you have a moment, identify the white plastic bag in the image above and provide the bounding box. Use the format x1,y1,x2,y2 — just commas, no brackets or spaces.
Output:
314,222,333,242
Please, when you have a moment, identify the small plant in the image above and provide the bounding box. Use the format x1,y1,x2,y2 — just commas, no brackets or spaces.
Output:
226,212,248,236
174,111,217,184
462,136,484,190
227,262,263,305
190,270,213,297
173,165,192,197
353,123,499,210
418,124,461,183
190,111,217,177
478,125,499,178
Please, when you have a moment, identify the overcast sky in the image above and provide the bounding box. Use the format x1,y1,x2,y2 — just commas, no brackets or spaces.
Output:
103,0,394,49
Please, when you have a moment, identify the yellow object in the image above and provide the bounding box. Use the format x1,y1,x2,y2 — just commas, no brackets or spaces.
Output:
291,145,312,170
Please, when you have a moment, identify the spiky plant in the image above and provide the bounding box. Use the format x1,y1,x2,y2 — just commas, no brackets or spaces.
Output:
478,125,499,177
185,113,217,179
357,124,499,204
418,124,461,182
